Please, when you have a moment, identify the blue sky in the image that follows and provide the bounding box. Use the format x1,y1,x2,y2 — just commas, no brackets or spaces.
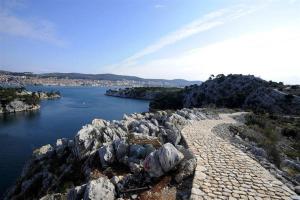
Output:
0,0,300,83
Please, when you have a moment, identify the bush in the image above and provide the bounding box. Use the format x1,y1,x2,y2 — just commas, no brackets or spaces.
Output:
284,94,294,102
149,91,184,110
281,127,298,138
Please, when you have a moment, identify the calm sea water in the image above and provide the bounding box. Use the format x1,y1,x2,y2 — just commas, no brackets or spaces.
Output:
0,86,149,196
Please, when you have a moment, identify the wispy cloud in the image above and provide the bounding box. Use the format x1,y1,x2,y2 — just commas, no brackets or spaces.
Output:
113,26,300,84
0,0,65,46
110,4,262,69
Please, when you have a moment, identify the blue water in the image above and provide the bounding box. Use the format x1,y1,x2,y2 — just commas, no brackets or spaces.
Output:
0,86,149,196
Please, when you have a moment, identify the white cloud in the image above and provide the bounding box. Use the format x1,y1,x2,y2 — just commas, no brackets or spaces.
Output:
110,4,262,69
113,27,300,84
0,10,65,46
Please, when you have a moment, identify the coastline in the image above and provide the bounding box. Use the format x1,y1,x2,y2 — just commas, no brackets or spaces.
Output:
0,104,40,115
4,108,215,199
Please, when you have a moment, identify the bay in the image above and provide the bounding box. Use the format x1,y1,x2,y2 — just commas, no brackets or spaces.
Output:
0,86,149,196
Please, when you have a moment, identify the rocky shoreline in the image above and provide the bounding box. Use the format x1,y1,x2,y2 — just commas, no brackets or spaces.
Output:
105,87,183,101
0,101,40,114
0,90,60,114
4,108,219,200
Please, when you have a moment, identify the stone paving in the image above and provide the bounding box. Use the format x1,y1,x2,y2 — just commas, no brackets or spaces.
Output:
182,113,297,200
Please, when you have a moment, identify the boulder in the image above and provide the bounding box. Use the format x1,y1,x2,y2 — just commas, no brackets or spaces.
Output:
74,125,100,158
84,177,116,200
143,143,184,177
143,151,164,177
67,184,87,200
137,124,149,135
166,129,181,145
33,144,54,160
158,143,184,172
99,143,115,168
129,144,146,159
113,139,129,162
144,122,159,135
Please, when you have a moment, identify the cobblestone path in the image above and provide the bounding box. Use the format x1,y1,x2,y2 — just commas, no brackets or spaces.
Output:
182,113,296,200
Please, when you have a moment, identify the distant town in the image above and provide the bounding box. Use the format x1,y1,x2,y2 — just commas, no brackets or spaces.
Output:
0,71,201,87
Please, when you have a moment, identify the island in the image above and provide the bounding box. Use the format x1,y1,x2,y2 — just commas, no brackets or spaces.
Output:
0,87,61,114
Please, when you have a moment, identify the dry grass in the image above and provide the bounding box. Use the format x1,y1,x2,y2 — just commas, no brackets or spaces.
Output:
139,176,176,200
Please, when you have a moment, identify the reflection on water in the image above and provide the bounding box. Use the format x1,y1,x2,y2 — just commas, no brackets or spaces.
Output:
0,110,40,124
0,86,149,196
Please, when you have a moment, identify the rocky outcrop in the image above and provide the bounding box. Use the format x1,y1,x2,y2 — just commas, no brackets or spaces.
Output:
84,177,116,200
4,108,218,200
0,88,60,114
36,92,61,99
181,74,300,115
2,100,40,114
17,90,61,100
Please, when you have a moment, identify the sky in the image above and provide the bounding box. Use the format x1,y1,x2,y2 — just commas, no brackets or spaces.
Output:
0,0,300,84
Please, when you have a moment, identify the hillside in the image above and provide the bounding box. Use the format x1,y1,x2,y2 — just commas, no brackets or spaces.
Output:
106,87,182,100
150,74,300,115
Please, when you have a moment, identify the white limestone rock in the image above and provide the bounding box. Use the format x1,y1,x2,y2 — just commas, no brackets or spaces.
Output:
74,124,101,158
98,143,115,168
33,144,54,160
158,143,184,172
83,177,116,200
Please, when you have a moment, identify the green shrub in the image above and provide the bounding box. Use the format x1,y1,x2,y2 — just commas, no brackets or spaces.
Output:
149,90,184,110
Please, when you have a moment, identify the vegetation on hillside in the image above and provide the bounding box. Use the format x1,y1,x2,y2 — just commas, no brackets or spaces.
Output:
0,87,60,113
121,87,182,97
230,113,300,179
0,87,40,107
149,74,300,115
107,87,183,100
149,89,184,110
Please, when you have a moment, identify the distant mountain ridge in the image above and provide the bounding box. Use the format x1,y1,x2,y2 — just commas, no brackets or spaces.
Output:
0,70,201,87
